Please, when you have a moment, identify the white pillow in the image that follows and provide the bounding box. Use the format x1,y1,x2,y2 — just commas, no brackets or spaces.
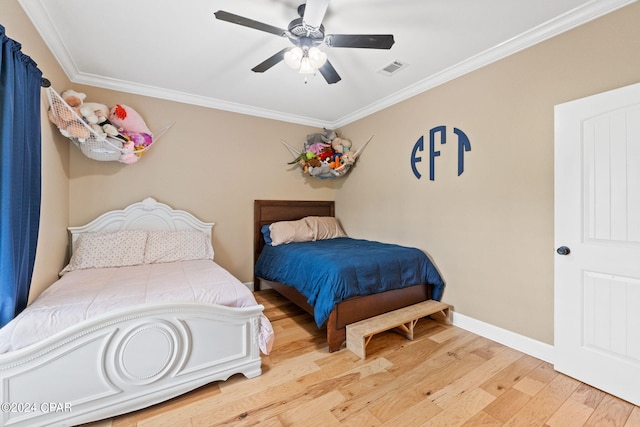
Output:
144,230,214,264
269,219,314,246
304,216,347,240
60,230,148,275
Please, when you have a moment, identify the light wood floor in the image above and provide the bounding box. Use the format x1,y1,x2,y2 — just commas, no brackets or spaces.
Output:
86,289,640,427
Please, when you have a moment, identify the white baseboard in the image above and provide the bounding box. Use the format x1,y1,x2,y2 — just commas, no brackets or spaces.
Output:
248,281,554,364
451,311,555,364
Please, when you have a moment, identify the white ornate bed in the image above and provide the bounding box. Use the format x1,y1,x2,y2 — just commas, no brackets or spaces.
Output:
0,198,272,427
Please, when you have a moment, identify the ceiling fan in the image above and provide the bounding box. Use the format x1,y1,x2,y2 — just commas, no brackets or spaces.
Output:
214,0,395,84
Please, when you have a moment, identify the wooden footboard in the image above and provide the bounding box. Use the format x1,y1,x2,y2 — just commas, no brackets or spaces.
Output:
259,278,431,352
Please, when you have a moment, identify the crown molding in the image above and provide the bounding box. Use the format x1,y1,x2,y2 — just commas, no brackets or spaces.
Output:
21,0,636,129
331,0,637,128
71,72,330,128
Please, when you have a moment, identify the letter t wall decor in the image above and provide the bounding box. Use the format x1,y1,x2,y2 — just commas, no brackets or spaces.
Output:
410,126,471,180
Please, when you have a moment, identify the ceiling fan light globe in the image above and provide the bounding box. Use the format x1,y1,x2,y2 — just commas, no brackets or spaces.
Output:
284,47,303,69
308,47,327,68
298,57,315,74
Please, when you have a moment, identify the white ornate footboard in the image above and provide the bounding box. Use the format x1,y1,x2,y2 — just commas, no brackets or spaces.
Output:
0,302,263,426
0,198,267,426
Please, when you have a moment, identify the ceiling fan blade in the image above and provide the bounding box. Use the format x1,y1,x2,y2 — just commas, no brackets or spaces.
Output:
326,34,395,49
302,0,330,28
214,10,287,37
318,59,341,84
251,48,289,73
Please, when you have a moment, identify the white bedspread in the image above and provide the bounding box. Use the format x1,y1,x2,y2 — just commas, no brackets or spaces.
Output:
0,260,274,354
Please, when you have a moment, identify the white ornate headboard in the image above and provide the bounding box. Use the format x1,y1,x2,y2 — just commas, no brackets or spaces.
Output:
68,197,214,253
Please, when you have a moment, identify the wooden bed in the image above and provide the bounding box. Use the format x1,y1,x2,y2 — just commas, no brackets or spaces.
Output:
0,198,268,427
254,199,436,352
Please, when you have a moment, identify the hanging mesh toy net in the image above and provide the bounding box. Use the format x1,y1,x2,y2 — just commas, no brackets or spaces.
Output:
281,134,373,179
45,87,172,163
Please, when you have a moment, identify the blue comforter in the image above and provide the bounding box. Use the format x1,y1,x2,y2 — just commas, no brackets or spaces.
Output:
255,238,444,326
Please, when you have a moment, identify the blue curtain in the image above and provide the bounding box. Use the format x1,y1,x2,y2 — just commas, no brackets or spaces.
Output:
0,24,43,328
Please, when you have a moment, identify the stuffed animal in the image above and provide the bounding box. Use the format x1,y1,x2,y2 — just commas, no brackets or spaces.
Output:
320,128,337,143
119,139,139,164
128,133,153,155
307,157,321,168
99,120,121,139
340,150,357,166
109,104,152,134
47,89,91,141
298,156,321,173
61,89,86,106
317,146,336,161
307,142,330,155
308,163,332,178
331,137,352,153
304,128,336,149
328,153,342,169
78,101,121,138
109,104,154,151
79,102,107,125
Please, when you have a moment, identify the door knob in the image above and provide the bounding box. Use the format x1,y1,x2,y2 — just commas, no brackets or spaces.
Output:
556,246,571,255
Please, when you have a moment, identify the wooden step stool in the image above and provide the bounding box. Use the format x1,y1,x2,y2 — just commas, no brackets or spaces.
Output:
346,300,451,359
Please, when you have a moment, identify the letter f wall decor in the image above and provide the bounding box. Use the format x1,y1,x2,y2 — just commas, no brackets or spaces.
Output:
410,126,471,180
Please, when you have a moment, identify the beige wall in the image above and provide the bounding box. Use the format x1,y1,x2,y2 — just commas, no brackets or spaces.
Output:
1,0,71,302
338,2,640,345
66,87,337,283
6,0,640,346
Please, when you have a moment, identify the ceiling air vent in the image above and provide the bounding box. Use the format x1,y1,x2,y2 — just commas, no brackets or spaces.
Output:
378,60,408,76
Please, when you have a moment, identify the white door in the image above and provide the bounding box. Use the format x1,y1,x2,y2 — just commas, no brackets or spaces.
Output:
554,82,640,406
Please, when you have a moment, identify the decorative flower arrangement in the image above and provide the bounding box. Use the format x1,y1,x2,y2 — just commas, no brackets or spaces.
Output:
281,128,372,179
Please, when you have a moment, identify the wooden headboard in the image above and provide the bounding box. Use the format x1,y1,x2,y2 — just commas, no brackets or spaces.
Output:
253,199,335,269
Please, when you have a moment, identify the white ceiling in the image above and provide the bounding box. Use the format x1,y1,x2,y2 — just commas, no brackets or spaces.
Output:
20,0,634,128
